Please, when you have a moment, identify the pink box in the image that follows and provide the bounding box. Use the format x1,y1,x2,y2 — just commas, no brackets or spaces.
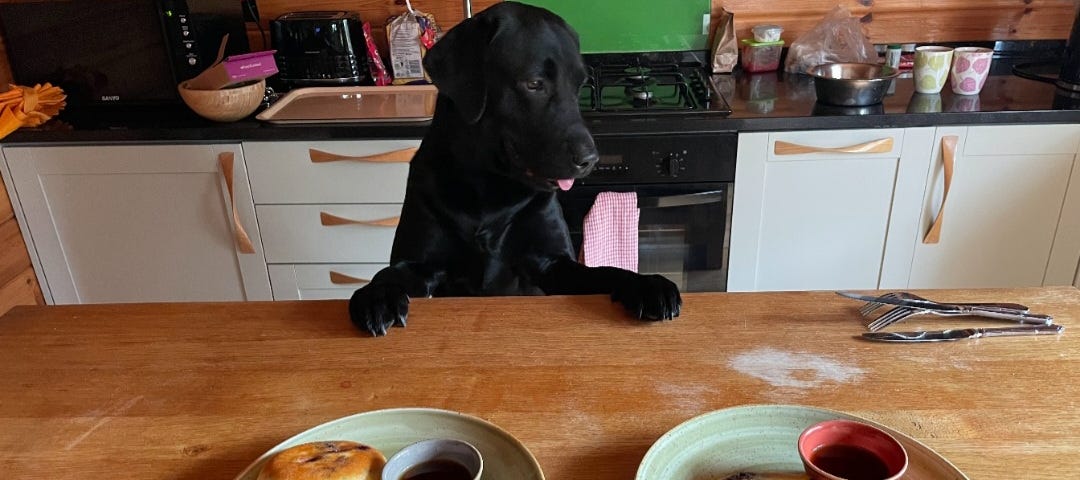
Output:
184,50,278,90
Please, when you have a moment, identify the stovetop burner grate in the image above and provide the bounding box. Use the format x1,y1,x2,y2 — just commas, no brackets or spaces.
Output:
579,57,729,115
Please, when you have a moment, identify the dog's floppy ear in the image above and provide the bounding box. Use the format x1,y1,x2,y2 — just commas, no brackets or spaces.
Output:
423,13,497,124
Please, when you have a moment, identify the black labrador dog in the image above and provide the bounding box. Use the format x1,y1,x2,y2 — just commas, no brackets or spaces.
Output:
349,1,681,336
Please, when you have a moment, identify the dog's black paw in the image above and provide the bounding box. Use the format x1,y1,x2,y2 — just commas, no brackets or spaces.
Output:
349,283,410,336
611,274,682,321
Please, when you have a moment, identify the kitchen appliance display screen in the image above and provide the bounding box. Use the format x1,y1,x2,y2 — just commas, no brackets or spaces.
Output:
599,154,624,165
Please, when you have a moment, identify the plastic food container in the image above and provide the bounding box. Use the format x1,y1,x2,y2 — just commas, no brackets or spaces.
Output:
751,24,784,42
740,39,785,73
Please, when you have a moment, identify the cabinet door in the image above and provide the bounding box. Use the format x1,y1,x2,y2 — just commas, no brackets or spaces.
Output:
4,145,271,304
730,129,931,291
904,125,1080,288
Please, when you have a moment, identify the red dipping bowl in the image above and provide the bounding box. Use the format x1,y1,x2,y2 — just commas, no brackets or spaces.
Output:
798,419,908,480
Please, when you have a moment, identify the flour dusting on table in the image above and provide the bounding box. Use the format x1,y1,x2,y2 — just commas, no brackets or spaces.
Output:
729,348,865,389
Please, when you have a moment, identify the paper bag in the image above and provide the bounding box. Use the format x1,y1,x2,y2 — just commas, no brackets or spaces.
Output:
710,9,738,74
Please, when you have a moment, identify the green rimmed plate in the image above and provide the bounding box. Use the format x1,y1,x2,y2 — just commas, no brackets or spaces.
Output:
636,404,968,480
234,408,544,480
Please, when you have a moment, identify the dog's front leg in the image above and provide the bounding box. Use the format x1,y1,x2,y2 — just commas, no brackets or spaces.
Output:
536,256,682,321
349,262,442,336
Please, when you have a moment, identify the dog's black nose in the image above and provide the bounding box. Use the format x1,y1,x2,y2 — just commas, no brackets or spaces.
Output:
575,151,599,169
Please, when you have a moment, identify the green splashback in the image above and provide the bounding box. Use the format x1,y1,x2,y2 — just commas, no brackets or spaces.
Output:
517,0,711,53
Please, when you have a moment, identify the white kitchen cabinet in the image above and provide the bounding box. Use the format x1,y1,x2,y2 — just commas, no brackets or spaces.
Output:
729,128,935,291
268,264,386,300
242,140,417,204
242,140,417,300
1,144,272,304
881,125,1080,289
257,204,402,263
732,124,1080,292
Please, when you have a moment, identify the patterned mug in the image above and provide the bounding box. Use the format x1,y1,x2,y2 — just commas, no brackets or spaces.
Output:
913,46,954,94
950,47,994,95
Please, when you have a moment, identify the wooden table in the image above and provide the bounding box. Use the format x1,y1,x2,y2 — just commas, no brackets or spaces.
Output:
1,288,1078,479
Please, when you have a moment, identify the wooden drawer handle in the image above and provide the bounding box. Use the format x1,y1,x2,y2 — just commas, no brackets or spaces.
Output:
774,137,894,155
218,152,256,254
923,135,958,244
309,147,417,163
329,271,370,285
320,211,400,227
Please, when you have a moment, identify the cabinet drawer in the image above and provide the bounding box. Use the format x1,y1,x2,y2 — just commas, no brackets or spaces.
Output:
269,264,386,300
243,140,418,204
963,125,1080,156
257,204,401,263
767,129,904,161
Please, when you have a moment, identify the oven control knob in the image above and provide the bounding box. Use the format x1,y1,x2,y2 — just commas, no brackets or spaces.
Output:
659,154,685,177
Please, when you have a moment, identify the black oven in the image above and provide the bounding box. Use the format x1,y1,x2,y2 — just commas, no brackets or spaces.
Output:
557,133,736,292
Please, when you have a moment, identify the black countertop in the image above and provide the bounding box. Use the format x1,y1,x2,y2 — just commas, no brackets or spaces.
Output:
4,70,1079,146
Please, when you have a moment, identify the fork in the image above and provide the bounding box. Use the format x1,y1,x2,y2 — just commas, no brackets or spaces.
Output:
865,304,1054,332
858,292,1029,317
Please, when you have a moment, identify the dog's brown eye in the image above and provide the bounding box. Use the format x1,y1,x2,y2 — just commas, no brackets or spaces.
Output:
525,79,544,91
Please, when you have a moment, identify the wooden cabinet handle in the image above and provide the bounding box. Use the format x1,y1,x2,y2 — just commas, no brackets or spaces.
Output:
218,152,256,254
923,135,958,244
320,211,400,227
329,271,370,285
774,138,894,155
309,147,417,163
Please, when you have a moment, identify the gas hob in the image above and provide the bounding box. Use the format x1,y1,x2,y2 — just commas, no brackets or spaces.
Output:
579,52,731,116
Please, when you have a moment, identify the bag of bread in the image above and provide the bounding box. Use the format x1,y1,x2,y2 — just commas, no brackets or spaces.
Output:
386,2,440,85
362,22,392,86
710,9,738,73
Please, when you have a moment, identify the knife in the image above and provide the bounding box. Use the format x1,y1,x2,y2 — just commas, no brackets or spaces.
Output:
862,324,1064,342
836,291,1052,325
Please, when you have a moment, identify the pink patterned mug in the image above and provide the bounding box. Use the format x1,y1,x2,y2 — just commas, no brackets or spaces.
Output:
950,47,994,95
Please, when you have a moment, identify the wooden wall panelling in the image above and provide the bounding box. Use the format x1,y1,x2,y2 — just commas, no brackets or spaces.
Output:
246,0,500,55
0,268,43,317
1,0,1076,84
714,0,1076,46
0,30,11,87
0,176,44,316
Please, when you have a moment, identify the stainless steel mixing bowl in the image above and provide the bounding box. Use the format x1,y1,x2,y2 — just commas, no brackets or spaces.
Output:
809,63,900,106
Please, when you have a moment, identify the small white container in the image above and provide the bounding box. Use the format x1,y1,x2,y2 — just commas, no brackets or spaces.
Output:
751,24,783,43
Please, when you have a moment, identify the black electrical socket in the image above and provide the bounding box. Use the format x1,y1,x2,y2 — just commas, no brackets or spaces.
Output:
241,0,259,23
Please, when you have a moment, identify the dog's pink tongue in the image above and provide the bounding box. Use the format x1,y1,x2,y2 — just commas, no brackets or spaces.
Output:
557,178,575,191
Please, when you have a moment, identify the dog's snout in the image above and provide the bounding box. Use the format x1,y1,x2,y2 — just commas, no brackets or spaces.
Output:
566,128,598,171
575,151,599,169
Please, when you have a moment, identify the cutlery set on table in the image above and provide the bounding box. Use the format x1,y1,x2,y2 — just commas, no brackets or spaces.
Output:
837,291,1065,342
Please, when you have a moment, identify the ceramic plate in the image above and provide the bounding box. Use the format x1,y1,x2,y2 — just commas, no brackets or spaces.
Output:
636,404,969,480
234,408,544,480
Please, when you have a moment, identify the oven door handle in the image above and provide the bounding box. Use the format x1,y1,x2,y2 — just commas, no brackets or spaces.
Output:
637,190,726,209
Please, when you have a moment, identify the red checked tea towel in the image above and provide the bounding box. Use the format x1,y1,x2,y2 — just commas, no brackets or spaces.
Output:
580,191,639,272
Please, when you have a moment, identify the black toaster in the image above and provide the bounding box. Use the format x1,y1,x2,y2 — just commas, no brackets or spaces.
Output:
270,11,372,86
